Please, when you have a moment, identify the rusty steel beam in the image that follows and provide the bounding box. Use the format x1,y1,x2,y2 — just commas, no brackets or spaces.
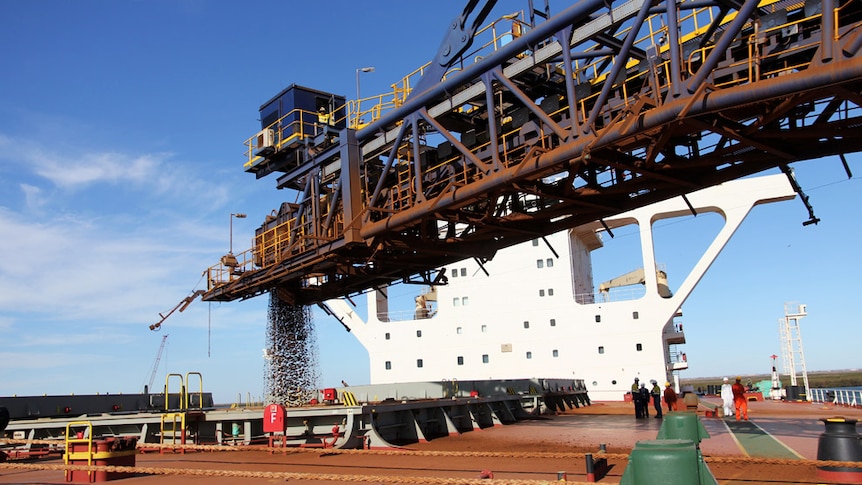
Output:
203,0,862,306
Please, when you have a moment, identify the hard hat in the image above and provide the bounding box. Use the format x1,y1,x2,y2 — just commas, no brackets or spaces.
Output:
736,376,742,381
723,377,729,382
650,379,657,384
665,382,671,386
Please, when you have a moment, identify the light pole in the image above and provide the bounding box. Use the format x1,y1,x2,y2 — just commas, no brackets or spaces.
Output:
229,213,247,254
355,67,375,126
355,66,375,100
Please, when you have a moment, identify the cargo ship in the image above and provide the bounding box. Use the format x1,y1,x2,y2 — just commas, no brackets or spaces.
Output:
323,174,796,401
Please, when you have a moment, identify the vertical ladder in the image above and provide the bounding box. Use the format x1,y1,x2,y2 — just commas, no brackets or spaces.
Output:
779,302,811,400
160,412,187,453
527,0,550,27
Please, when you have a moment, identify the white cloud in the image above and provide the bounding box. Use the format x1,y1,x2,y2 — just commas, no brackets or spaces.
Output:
0,132,235,212
20,183,46,211
0,202,221,327
30,150,163,189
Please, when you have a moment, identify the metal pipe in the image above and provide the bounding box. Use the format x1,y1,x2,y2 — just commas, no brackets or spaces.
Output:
584,0,655,132
666,0,682,99
368,122,409,211
482,71,503,171
822,0,834,63
490,68,568,139
557,25,583,133
844,29,862,57
360,61,862,239
686,0,761,93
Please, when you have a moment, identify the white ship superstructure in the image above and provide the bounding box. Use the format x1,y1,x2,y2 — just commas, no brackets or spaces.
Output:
326,175,795,401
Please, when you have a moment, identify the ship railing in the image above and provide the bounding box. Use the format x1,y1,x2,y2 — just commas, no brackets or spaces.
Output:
376,307,434,322
575,286,647,304
809,388,862,408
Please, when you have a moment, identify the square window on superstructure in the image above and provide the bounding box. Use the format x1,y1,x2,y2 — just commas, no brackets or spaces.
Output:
453,298,460,307
598,346,605,354
552,349,559,357
548,288,554,296
532,239,539,246
526,351,532,359
546,258,554,267
633,311,639,319
462,296,469,305
523,321,530,329
482,354,489,363
636,343,643,351
385,332,390,340
537,259,544,268
539,289,545,297
481,324,487,332
385,361,392,370
417,330,422,337
550,318,556,327
457,356,464,365
460,268,467,277
456,326,462,334
417,359,423,368
595,315,601,323
451,269,458,278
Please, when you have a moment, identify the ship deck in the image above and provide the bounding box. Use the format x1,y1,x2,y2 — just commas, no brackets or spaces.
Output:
2,398,860,484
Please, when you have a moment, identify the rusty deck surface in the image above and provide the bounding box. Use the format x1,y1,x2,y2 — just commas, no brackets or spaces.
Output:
2,399,860,484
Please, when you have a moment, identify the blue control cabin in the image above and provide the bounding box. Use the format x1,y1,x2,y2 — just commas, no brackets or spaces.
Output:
244,84,346,180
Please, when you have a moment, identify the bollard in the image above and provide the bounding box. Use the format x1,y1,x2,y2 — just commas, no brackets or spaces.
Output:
817,417,862,484
585,450,609,482
585,453,595,482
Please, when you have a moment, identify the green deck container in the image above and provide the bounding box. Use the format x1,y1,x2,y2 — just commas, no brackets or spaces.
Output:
620,439,718,485
656,411,711,444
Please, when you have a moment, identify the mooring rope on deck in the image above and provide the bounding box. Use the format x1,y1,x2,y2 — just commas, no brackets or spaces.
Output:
0,462,594,485
3,439,861,468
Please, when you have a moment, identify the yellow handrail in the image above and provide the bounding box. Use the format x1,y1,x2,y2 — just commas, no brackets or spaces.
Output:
185,372,204,410
164,373,184,411
64,420,93,481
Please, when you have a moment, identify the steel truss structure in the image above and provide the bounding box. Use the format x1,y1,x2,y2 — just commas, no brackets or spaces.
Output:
204,0,862,306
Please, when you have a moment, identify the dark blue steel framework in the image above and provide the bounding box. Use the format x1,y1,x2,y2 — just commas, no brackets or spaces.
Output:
204,0,862,306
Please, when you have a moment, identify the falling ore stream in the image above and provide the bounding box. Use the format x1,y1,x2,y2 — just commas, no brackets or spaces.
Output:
263,292,321,406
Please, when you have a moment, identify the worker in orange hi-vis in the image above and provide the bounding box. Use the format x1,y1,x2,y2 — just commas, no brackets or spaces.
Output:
731,376,749,421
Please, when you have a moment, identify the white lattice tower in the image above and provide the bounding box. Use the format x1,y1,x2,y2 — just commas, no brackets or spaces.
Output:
778,302,811,400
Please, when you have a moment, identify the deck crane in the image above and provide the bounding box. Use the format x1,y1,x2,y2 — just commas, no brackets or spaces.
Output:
145,334,169,393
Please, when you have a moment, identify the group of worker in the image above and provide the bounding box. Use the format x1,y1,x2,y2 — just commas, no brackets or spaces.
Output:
630,377,675,418
631,376,749,420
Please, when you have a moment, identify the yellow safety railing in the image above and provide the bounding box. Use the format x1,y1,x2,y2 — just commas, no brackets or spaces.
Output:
243,105,353,170
185,372,204,410
64,421,93,481
164,373,184,411
160,412,186,447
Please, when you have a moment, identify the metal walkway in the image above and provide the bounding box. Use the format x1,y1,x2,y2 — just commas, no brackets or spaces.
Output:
725,420,804,458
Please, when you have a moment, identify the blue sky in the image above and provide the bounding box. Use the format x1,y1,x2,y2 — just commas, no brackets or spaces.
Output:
1,1,859,404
